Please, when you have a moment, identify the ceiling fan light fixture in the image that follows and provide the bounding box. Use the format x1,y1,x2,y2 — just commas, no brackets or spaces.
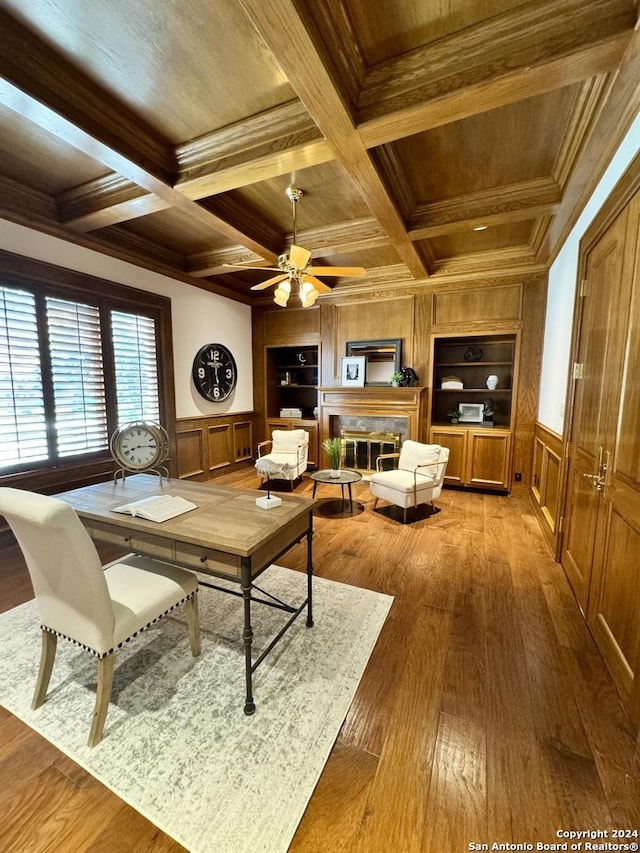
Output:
299,280,319,307
273,279,291,307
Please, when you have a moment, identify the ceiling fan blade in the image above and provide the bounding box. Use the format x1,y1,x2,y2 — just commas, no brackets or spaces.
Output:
301,274,332,294
289,244,312,269
250,273,288,291
308,265,366,277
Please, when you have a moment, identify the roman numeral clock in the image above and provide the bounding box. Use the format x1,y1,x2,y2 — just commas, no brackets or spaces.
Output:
192,343,237,402
110,420,170,481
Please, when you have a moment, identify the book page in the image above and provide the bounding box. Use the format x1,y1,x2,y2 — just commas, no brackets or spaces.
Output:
112,495,197,522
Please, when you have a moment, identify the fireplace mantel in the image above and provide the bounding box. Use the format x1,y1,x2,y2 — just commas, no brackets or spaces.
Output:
318,386,427,444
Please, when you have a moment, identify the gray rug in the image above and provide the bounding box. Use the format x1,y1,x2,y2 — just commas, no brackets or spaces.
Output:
0,565,392,853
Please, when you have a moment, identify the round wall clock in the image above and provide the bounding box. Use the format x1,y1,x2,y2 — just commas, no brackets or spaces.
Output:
192,343,237,402
110,420,170,474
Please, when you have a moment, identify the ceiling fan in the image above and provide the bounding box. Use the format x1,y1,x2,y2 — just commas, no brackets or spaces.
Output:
224,185,366,307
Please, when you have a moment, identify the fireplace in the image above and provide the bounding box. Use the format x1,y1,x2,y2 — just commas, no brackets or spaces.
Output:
318,385,427,474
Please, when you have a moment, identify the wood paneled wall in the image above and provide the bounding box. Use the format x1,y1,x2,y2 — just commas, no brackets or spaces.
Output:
530,421,566,557
252,275,548,487
176,412,258,481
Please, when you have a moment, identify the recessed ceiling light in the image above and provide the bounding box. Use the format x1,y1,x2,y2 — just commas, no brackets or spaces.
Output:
473,225,488,231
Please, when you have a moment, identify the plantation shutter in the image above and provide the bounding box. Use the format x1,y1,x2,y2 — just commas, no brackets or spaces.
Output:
111,311,160,424
46,297,109,457
0,286,48,467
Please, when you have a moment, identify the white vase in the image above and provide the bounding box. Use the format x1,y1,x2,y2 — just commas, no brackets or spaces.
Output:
486,374,499,390
330,468,341,478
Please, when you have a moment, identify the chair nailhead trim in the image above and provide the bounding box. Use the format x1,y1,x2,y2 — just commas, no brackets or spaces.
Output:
40,588,197,659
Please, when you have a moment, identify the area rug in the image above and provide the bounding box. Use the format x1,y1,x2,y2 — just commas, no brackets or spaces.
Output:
0,565,393,853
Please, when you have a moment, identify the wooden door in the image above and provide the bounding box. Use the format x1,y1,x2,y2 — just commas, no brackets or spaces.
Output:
429,427,466,485
562,189,640,726
587,193,640,721
467,429,511,489
561,207,630,614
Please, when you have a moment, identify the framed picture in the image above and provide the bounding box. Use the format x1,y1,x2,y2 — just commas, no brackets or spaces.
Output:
458,402,484,423
340,356,366,387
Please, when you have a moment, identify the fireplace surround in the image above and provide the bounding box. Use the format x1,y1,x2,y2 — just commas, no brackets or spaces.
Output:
318,386,427,473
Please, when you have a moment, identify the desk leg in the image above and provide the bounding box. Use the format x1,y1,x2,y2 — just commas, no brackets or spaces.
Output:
241,557,255,715
306,511,314,628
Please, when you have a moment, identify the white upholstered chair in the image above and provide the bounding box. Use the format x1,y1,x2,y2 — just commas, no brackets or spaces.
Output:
256,428,309,489
0,487,201,747
369,441,449,524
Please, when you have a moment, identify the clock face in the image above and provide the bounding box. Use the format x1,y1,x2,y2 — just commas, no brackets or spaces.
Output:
110,422,167,471
192,343,237,402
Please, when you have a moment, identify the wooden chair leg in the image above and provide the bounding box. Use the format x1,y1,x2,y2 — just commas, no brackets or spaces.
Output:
185,594,201,657
88,654,115,748
32,629,57,710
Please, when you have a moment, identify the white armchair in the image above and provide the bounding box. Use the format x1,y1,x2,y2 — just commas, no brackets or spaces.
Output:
0,487,201,747
369,440,449,523
256,428,309,490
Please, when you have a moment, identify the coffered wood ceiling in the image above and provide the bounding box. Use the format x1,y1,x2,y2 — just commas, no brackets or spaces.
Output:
0,0,638,304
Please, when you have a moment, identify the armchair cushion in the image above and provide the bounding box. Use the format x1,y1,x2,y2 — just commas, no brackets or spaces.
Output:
271,429,308,452
398,440,441,478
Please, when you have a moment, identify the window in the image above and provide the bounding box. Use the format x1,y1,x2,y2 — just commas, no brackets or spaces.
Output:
0,286,48,467
0,283,162,473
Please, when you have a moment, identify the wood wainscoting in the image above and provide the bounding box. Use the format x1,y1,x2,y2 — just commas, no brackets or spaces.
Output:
530,421,565,559
176,412,258,481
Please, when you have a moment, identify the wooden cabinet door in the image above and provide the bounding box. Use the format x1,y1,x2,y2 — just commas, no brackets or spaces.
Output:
467,430,512,488
429,427,466,485
293,419,319,467
562,207,629,614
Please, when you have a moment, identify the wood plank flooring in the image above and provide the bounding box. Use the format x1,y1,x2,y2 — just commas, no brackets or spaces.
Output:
1,471,639,852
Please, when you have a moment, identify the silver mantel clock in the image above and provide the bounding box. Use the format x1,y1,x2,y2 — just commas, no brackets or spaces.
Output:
110,420,170,481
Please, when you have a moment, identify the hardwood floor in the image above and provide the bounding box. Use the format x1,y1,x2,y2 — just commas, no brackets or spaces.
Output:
1,471,639,852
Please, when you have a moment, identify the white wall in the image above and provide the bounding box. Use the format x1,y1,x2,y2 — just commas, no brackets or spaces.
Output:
538,112,640,434
0,220,253,418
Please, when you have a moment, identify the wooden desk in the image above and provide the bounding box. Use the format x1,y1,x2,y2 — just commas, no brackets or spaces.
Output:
54,474,315,714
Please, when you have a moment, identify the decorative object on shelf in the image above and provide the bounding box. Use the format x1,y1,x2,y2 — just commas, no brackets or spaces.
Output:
297,352,306,364
322,437,343,477
464,345,484,362
483,398,495,424
441,375,463,389
458,402,485,423
192,343,237,402
400,366,418,386
110,420,170,481
223,186,366,307
486,374,499,390
341,355,366,387
390,370,403,387
447,409,461,424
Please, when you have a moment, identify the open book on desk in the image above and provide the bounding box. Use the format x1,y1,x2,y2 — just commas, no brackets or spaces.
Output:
111,494,197,523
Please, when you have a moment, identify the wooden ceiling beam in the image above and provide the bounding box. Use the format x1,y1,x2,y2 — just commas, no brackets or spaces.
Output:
409,178,563,240
57,175,170,231
237,0,428,279
358,0,636,147
175,100,333,198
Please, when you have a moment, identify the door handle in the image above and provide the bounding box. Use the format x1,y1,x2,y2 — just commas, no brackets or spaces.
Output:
582,447,609,493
